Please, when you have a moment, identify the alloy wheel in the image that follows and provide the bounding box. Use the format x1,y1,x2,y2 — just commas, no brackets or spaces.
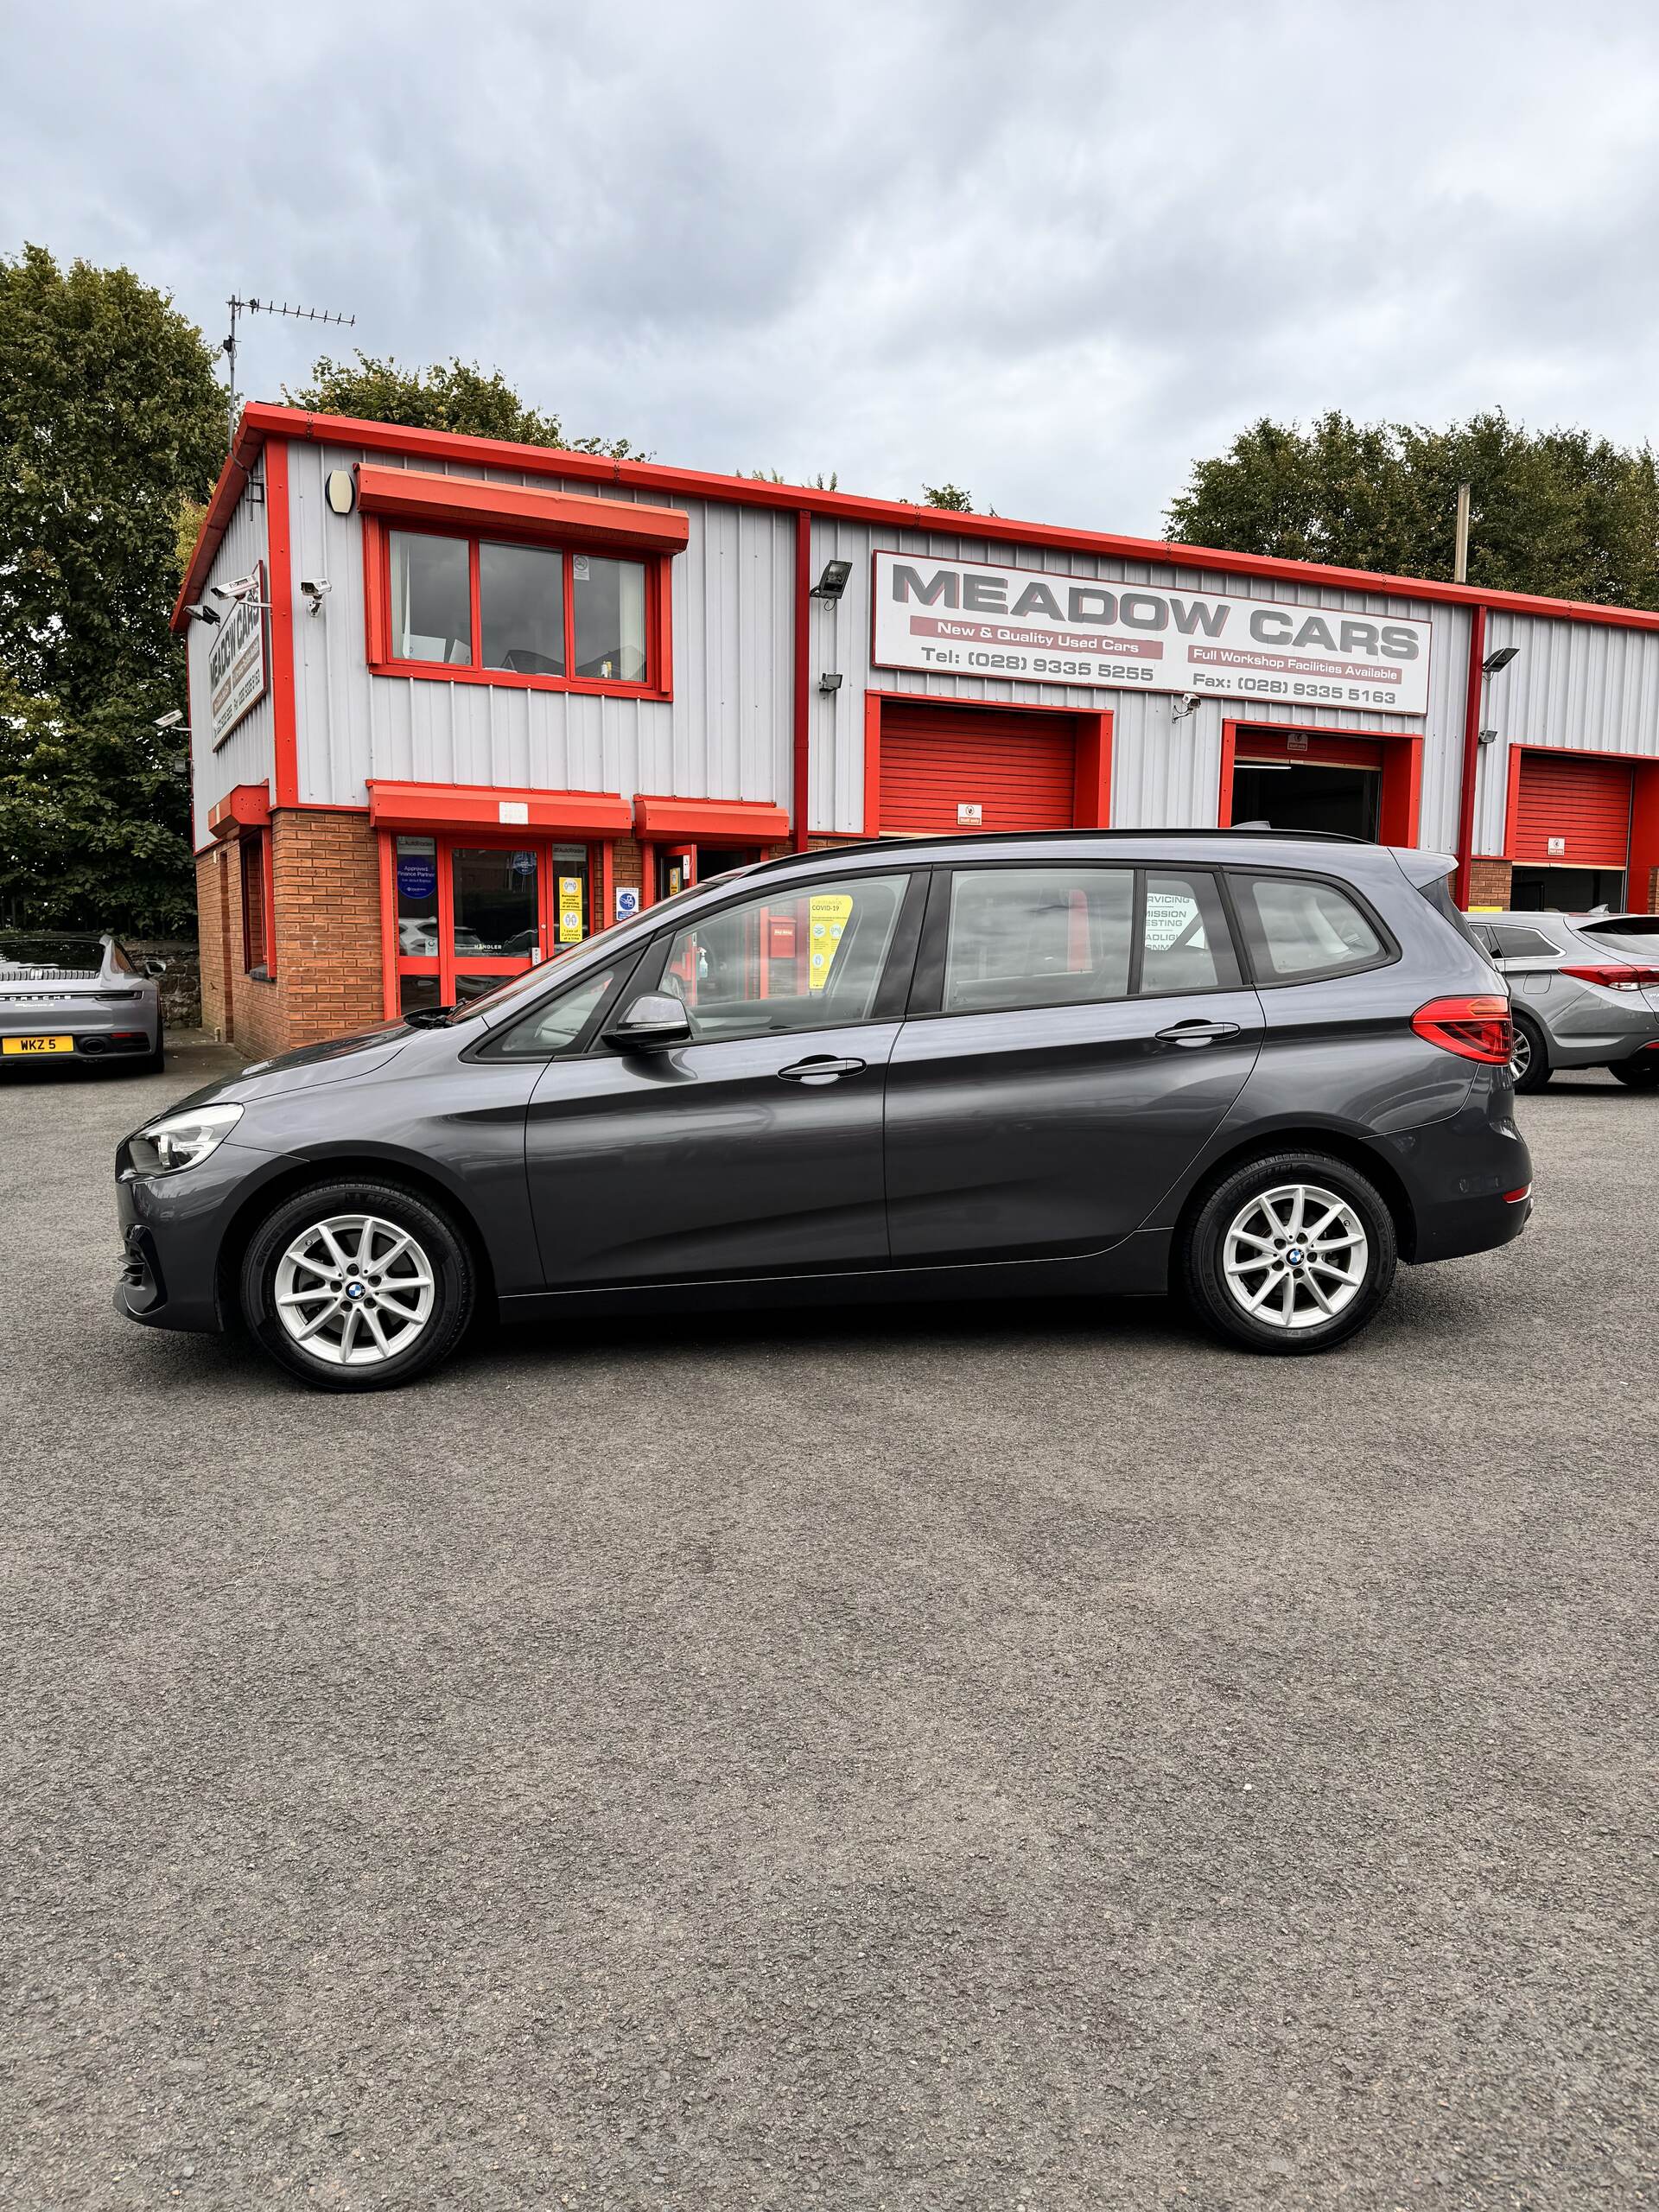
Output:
1510,1023,1532,1084
1221,1182,1369,1332
273,1213,436,1367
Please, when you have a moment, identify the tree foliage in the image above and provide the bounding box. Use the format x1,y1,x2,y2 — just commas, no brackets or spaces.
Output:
1165,410,1659,607
0,244,223,931
922,482,976,511
288,352,641,458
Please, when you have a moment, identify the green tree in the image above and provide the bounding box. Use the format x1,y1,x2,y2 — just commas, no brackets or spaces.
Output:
922,482,976,511
289,352,641,457
0,243,223,931
1165,410,1659,607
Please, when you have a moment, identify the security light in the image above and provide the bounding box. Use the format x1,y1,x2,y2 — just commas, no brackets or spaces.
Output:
1482,645,1519,675
154,709,185,730
818,671,843,693
183,602,221,625
812,559,853,600
1478,727,1498,746
324,469,355,516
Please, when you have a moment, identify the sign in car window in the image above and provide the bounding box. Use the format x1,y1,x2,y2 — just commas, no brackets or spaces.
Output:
207,561,270,745
872,552,1433,716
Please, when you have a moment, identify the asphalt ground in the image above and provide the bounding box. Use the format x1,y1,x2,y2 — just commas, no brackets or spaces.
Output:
3,1033,1654,2210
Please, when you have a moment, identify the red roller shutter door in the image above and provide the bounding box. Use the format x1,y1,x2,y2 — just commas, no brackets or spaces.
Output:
880,706,1078,833
1515,754,1633,868
1234,732,1383,771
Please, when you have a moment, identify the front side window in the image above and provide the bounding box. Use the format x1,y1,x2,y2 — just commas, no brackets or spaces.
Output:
494,967,619,1058
1235,874,1387,982
655,874,911,1041
383,529,652,688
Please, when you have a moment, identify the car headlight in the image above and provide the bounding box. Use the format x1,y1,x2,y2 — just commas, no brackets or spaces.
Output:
129,1103,244,1175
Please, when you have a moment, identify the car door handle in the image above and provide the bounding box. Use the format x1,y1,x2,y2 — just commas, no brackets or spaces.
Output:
778,1055,867,1084
1154,1019,1241,1047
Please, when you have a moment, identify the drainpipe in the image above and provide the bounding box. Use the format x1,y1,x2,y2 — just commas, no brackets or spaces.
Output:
1452,603,1487,910
791,509,812,850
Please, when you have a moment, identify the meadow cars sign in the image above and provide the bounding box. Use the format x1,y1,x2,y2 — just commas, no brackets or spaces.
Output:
873,552,1433,717
207,562,270,744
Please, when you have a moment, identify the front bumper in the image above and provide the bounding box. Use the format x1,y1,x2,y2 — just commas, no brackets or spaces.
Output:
113,1138,297,1334
1370,1071,1533,1264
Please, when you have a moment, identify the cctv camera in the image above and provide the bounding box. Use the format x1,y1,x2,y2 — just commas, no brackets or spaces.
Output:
211,575,260,603
154,709,185,730
300,578,332,605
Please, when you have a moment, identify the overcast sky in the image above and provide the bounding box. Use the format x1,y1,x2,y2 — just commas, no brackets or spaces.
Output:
5,0,1657,533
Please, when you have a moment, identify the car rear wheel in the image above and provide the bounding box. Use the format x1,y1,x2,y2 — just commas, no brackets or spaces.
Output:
240,1180,474,1392
1609,1053,1659,1090
1182,1153,1398,1356
137,1014,164,1075
1510,1013,1550,1092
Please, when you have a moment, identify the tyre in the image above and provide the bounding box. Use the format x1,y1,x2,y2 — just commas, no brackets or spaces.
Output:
240,1179,474,1392
1609,1053,1659,1090
1510,1012,1550,1092
136,1014,165,1076
1182,1152,1398,1357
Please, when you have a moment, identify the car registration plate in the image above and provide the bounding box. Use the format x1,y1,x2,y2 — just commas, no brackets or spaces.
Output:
3,1034,75,1055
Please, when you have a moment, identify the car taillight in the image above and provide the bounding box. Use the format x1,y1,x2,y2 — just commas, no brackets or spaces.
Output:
1411,995,1514,1064
1559,963,1659,991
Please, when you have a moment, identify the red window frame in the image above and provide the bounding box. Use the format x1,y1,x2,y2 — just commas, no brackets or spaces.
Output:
378,829,613,1018
240,829,275,979
364,516,672,702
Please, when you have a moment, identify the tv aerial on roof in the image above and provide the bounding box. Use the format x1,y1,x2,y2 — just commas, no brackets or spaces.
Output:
222,294,357,447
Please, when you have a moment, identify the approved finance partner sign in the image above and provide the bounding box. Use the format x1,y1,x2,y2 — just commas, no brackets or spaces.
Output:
872,553,1433,717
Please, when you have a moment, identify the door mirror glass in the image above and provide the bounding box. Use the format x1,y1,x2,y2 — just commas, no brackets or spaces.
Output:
604,992,692,1051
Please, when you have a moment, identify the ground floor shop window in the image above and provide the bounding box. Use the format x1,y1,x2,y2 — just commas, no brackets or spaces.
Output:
650,843,765,903
386,831,602,1014
240,830,274,979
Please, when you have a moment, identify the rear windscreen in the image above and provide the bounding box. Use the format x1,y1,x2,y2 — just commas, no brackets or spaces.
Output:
1578,918,1659,957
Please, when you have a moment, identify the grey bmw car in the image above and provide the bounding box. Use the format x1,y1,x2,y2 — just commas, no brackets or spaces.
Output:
115,830,1531,1391
2,933,166,1071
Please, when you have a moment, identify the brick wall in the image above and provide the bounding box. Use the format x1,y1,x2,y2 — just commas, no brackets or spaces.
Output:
195,847,233,1040
1644,868,1659,916
1466,858,1513,910
270,810,385,1048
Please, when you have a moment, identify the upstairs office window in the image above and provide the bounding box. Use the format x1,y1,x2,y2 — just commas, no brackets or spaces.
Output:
385,529,652,688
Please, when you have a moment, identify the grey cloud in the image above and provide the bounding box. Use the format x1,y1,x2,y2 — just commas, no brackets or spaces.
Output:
3,0,1657,531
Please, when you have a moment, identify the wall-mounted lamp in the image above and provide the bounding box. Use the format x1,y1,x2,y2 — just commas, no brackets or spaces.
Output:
818,671,843,693
324,469,356,516
1477,728,1498,746
1482,645,1519,675
181,602,221,626
812,559,853,600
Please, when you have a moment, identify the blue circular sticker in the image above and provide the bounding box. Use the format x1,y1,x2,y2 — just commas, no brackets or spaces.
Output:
397,855,437,901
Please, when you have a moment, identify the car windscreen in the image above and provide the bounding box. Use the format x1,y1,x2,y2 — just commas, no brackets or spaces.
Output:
0,937,105,972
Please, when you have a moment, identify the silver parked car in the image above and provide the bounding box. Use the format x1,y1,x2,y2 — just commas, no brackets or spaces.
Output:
0,933,166,1071
1466,912,1659,1091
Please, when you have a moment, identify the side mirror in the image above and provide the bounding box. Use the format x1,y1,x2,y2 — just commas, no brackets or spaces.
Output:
603,992,692,1052
144,958,168,978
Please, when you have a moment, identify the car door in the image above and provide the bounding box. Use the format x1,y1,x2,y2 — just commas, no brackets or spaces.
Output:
884,861,1263,1263
522,867,923,1287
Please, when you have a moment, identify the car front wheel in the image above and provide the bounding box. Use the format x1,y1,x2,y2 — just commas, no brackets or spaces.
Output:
1182,1153,1398,1356
240,1180,474,1392
1609,1052,1659,1090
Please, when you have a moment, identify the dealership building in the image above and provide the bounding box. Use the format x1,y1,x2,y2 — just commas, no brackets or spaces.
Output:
178,403,1659,1053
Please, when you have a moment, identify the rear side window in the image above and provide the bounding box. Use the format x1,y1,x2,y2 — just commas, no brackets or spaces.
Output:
1234,874,1389,983
940,865,1240,1014
1491,925,1561,959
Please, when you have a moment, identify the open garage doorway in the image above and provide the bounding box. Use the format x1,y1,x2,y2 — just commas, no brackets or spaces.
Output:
1221,724,1421,847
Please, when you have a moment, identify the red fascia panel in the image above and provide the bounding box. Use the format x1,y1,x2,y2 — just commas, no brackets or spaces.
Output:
168,404,1659,638
632,795,791,842
365,779,632,836
208,782,273,838
355,465,690,555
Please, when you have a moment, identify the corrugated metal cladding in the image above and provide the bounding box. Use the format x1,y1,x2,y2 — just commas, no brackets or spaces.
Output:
1472,609,1659,854
282,439,796,813
806,515,1478,848
188,474,273,848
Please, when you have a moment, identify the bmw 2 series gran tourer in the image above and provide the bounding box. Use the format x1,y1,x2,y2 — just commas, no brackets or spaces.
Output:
115,830,1532,1390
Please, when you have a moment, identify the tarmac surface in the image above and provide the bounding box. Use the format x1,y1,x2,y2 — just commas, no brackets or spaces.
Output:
3,1033,1654,2209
